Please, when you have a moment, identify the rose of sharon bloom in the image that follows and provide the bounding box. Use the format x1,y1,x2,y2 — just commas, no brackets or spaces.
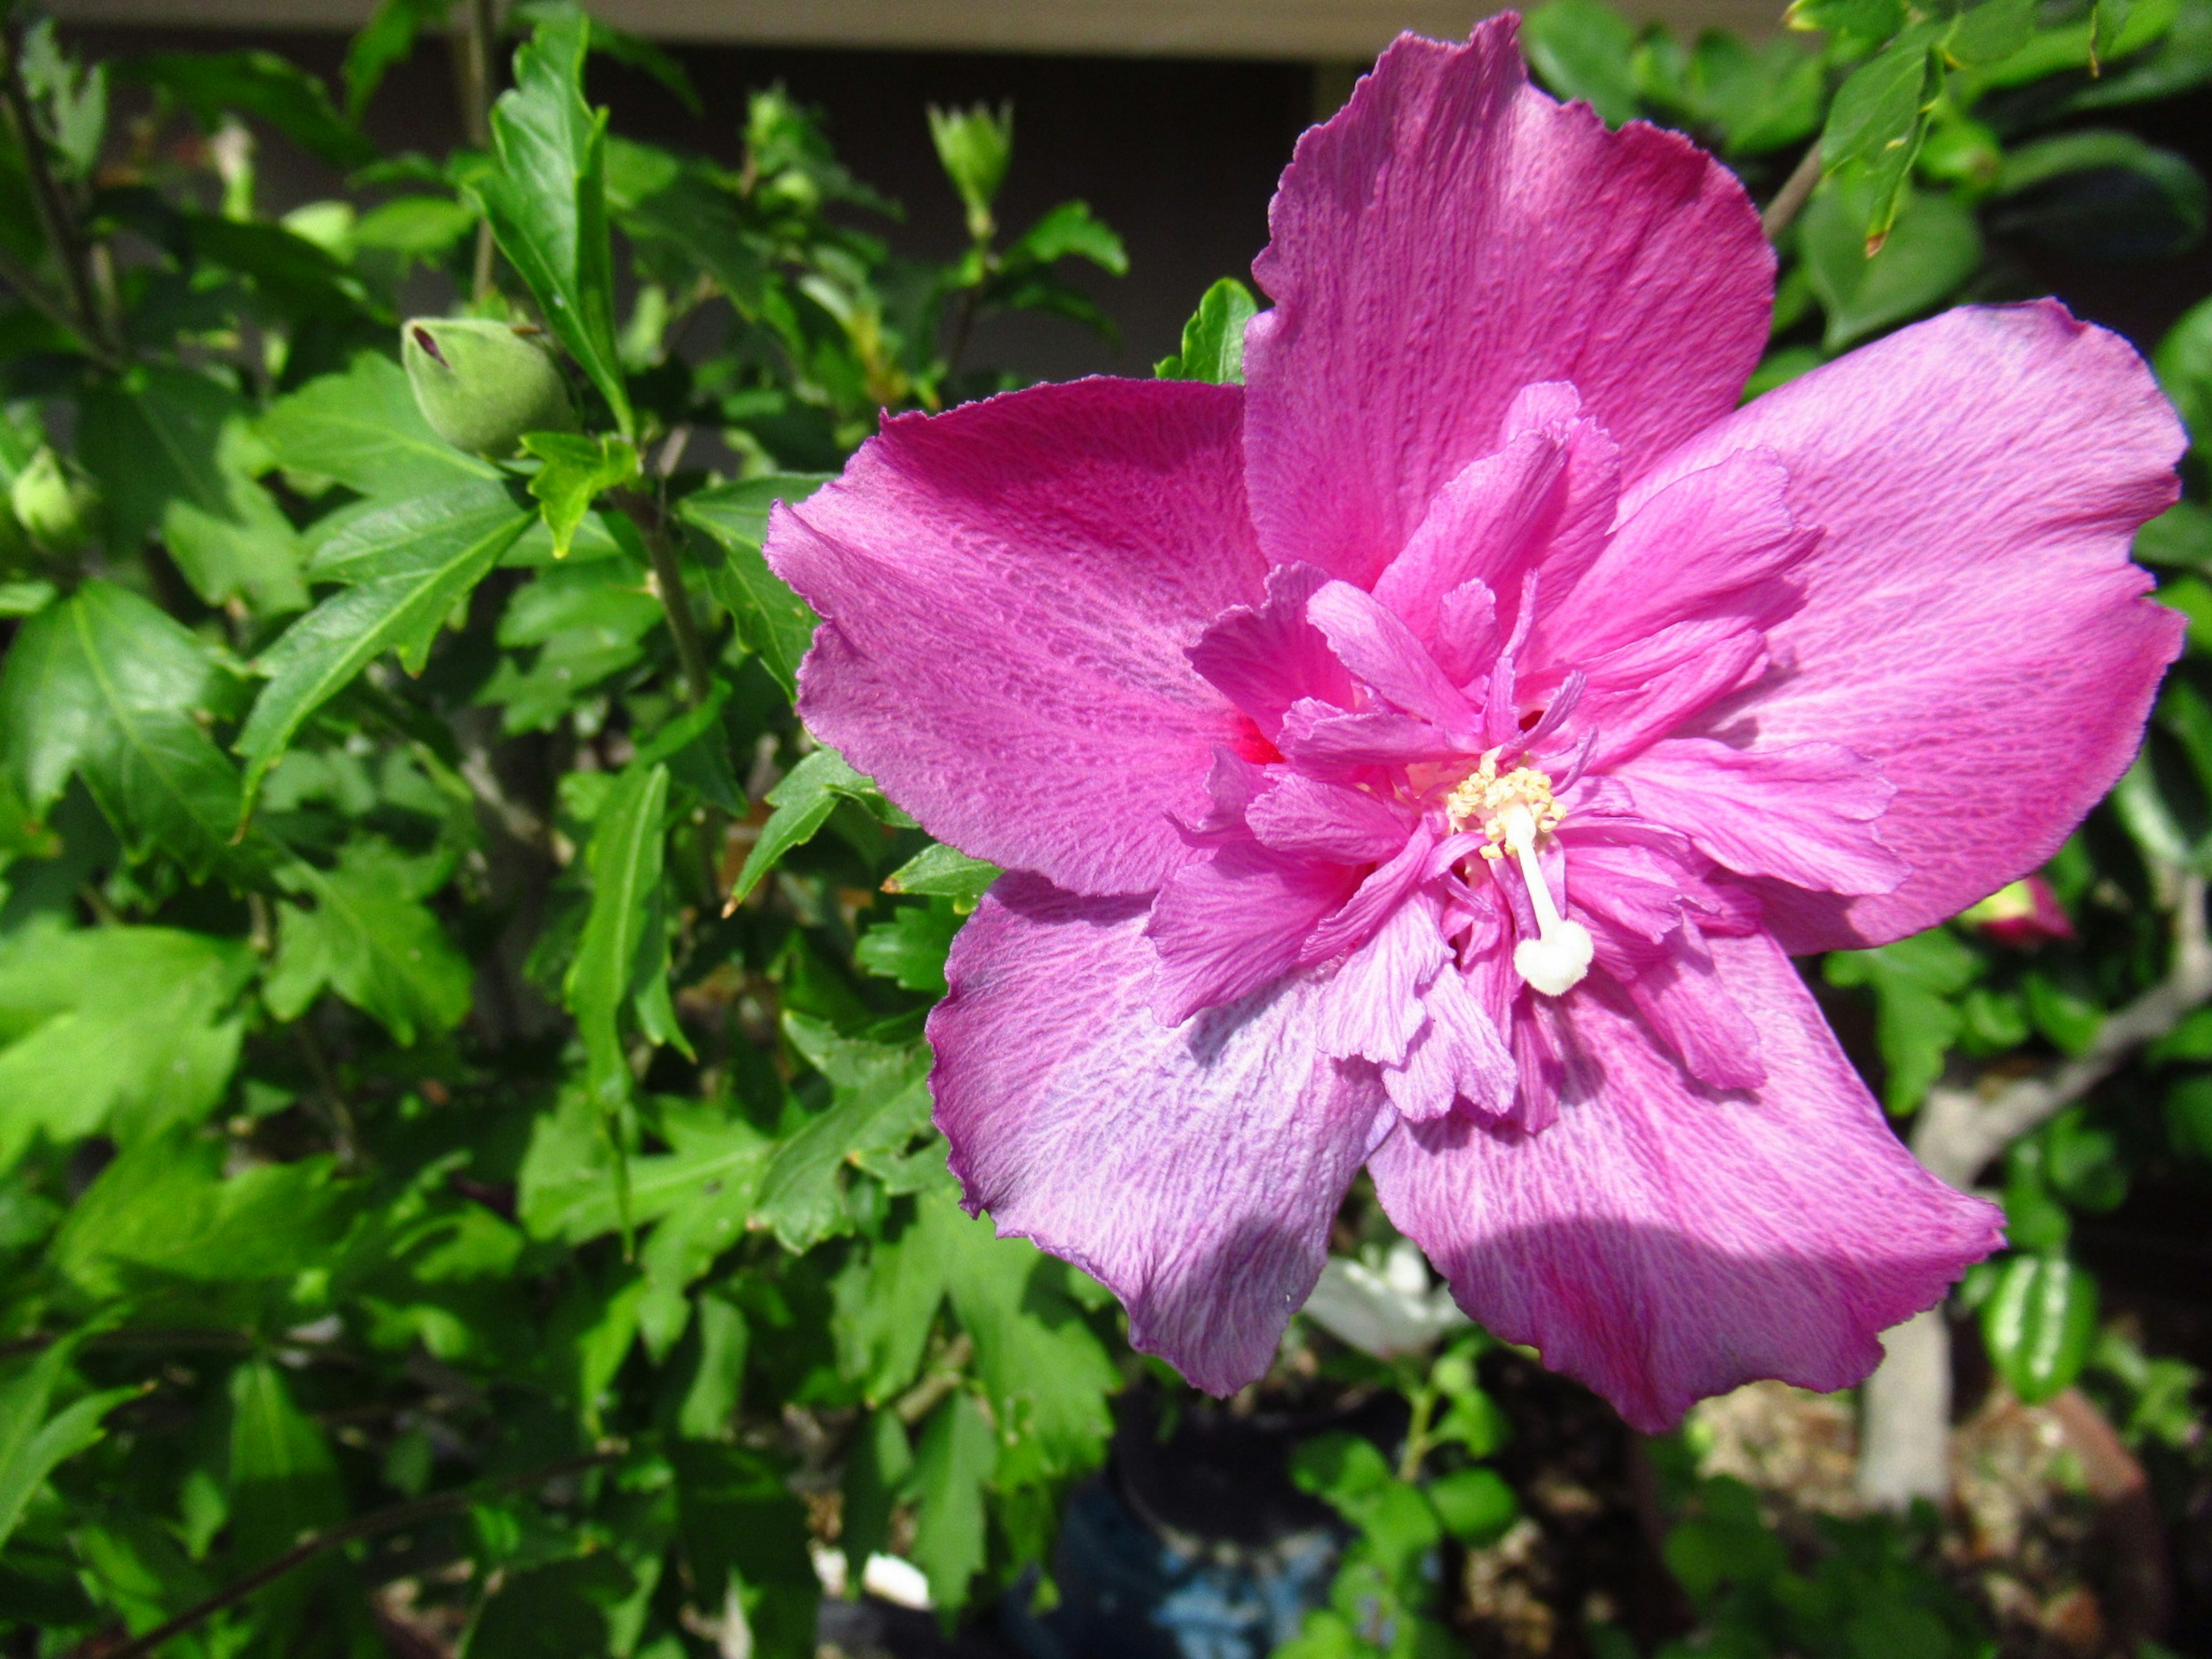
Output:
765,18,2184,1429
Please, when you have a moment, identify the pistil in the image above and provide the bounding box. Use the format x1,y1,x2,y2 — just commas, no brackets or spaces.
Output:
1443,753,1592,997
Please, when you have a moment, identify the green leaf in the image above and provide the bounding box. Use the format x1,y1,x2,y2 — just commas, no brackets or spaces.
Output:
0,583,271,884
0,1338,139,1551
882,842,1000,907
513,0,703,112
1825,927,1981,1113
839,1410,913,1577
928,103,1013,240
1521,0,1643,126
673,1442,818,1656
1980,1253,2099,1404
265,839,472,1044
2165,1072,2212,1158
78,365,307,614
521,431,638,558
753,1017,932,1251
906,1392,998,1613
2154,292,2212,453
1988,129,2208,261
259,352,498,498
678,475,829,698
475,6,631,435
1821,40,1929,177
2138,501,2212,570
342,0,453,118
119,50,374,169
353,193,476,260
0,922,253,1172
2022,971,2104,1057
227,1357,342,1566
1944,0,2036,65
480,552,662,733
729,747,879,906
237,481,532,809
854,900,963,995
565,762,672,1113
1154,276,1259,384
1426,1467,1518,1546
1001,199,1128,274
675,1289,750,1438
1801,185,1980,350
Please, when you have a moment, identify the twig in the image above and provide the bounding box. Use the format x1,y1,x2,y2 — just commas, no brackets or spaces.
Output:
0,17,115,363
456,0,501,301
1914,871,2212,1190
0,244,116,366
619,490,715,706
74,1445,624,1659
892,1332,974,1425
1760,141,1823,243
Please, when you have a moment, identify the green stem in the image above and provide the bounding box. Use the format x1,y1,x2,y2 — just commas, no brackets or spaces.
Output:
0,18,117,365
1762,140,1823,243
628,494,714,706
1397,1379,1437,1483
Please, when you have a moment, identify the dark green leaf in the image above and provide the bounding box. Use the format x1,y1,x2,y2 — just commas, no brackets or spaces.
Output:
475,7,631,435
265,838,472,1044
342,0,452,119
2138,501,2212,569
1801,185,1980,349
679,475,829,698
119,51,374,169
882,842,999,906
564,761,672,1113
854,900,962,995
226,1357,342,1566
673,1441,817,1655
730,747,876,906
238,482,532,807
906,1392,997,1613
1824,927,1980,1112
1988,130,2207,261
2154,291,2212,449
1521,0,1643,126
0,1338,139,1550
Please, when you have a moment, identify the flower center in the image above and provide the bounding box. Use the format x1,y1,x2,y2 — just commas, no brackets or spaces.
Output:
1444,754,1592,998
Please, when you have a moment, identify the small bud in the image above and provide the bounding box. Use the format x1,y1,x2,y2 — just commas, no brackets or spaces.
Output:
1963,876,2074,947
402,317,578,458
10,448,96,551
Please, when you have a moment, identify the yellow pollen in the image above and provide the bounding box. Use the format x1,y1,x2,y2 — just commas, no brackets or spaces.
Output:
1442,751,1566,856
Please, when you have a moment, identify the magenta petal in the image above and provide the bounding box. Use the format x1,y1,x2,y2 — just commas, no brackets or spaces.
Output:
1629,302,2185,950
1308,580,1480,726
932,877,1388,1394
1369,930,2002,1431
1382,954,1517,1121
768,378,1267,896
1620,945,1766,1092
1188,560,1354,738
1243,18,1771,588
1570,619,1770,770
1248,772,1414,862
1311,895,1447,1066
1615,738,1908,896
1147,840,1361,1024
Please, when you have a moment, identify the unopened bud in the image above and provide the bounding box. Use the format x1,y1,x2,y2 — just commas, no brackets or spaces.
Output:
402,317,578,458
1962,876,2073,947
10,448,95,551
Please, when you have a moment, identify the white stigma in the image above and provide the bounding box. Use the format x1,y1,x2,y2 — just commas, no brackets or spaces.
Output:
1446,759,1592,999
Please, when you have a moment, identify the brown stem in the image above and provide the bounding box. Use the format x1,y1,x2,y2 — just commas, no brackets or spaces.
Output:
618,490,714,706
1761,141,1823,243
73,1445,624,1659
455,0,501,301
0,19,116,364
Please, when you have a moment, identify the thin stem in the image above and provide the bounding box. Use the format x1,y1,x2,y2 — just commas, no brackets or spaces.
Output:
893,1332,975,1425
1761,141,1823,243
620,490,714,706
1396,1368,1437,1483
0,244,116,367
456,0,501,301
0,19,116,363
76,1446,624,1659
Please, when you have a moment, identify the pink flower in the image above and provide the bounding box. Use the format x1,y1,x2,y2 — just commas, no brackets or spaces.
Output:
764,20,2182,1429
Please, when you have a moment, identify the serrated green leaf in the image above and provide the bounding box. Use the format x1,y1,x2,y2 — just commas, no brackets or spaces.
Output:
521,431,638,558
0,1337,139,1551
0,922,253,1172
565,762,672,1113
259,352,498,498
0,583,273,884
238,482,531,809
730,747,876,906
78,366,307,614
854,899,962,994
1802,185,1980,349
753,1017,932,1251
475,6,631,435
227,1357,342,1566
882,841,999,906
906,1391,997,1613
1154,276,1258,384
679,476,828,698
265,838,471,1044
1825,927,1980,1113
1980,1252,2099,1404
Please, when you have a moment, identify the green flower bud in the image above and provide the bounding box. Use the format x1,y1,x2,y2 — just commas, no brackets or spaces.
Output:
402,317,578,458
10,448,95,551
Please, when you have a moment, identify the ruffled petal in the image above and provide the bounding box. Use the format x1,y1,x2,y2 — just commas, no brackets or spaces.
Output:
1243,18,1771,588
1369,929,2002,1431
1308,579,1480,727
1312,893,1448,1066
1247,772,1415,862
769,378,1267,896
932,877,1388,1394
1382,952,1518,1121
1624,302,2185,950
1613,738,1908,896
1147,840,1361,1024
1188,561,1353,740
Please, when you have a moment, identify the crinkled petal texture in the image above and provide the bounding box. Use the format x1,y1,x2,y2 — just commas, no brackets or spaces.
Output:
1369,931,2003,1431
768,378,1266,896
1243,16,1771,588
1633,302,2184,951
931,877,1389,1393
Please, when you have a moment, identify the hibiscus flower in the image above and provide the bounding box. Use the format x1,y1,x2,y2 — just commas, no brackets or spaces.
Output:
764,18,2183,1429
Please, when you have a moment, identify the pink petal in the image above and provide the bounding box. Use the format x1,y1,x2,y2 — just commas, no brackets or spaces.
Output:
1619,942,1766,1092
1308,579,1480,727
1247,771,1414,862
1242,18,1771,588
1301,827,1437,964
1311,893,1448,1066
1626,302,2184,950
1369,930,2003,1431
1278,700,1463,777
768,378,1267,897
1566,618,1770,771
1613,738,1908,896
1531,452,1810,667
1188,560,1353,739
1147,840,1360,1024
1381,953,1518,1121
931,877,1388,1394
